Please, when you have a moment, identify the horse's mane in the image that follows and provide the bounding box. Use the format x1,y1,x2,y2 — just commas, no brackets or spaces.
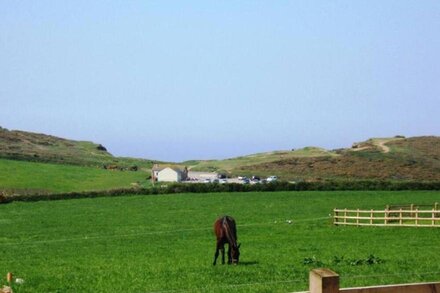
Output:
222,216,238,248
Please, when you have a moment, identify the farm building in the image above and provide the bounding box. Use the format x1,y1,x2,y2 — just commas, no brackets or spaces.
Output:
187,171,219,181
151,165,188,182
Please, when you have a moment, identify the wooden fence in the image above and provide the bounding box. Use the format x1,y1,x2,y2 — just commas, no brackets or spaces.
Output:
334,205,440,227
295,268,440,293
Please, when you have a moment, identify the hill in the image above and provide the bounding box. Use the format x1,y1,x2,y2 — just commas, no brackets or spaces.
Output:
1,126,439,183
0,126,154,170
188,147,337,172
189,136,440,181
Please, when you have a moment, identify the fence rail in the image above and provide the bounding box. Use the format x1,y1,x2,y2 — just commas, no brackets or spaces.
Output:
295,268,440,293
334,206,440,227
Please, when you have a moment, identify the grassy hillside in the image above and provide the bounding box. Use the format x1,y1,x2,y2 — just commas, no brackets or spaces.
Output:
189,147,338,173
1,191,439,292
0,158,151,193
2,126,439,183
189,136,440,181
0,126,155,170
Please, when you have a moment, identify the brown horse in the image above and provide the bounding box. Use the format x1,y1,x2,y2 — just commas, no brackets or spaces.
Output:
213,215,240,265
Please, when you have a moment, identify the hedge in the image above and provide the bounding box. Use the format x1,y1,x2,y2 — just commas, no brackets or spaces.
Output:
1,180,440,204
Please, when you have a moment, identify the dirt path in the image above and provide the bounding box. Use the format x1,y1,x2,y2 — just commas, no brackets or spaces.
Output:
351,146,369,152
352,138,404,153
374,137,405,153
376,140,390,153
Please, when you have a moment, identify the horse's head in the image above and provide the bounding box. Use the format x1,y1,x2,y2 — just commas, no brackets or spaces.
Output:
231,243,241,264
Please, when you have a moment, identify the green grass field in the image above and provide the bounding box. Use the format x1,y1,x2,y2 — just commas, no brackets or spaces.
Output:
1,191,440,292
0,158,151,193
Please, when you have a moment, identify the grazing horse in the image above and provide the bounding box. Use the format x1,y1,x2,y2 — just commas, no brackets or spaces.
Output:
213,215,240,265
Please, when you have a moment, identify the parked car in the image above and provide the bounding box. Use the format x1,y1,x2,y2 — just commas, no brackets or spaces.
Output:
203,178,211,183
251,175,260,181
212,178,219,183
219,179,228,184
266,176,278,182
242,178,250,184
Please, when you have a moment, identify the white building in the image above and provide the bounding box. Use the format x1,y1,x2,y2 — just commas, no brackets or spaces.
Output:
152,165,188,182
187,171,219,181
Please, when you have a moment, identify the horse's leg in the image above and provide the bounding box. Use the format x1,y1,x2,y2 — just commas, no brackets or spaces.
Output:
227,244,232,264
221,245,225,264
213,248,219,266
213,242,221,265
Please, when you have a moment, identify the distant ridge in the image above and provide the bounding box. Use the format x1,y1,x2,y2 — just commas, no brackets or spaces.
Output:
0,126,155,170
188,136,440,181
1,126,439,181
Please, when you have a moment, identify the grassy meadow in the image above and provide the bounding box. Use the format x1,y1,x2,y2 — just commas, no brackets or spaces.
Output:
1,190,440,292
0,158,151,193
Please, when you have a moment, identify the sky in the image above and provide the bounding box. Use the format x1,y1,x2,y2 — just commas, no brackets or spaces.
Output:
1,1,439,162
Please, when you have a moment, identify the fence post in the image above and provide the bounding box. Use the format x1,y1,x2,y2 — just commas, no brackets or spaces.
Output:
344,209,347,225
356,209,359,226
415,209,419,226
399,208,403,225
309,268,339,293
6,272,12,283
370,209,373,225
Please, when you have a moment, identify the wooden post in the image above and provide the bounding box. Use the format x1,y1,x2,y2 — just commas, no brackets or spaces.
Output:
334,209,338,226
356,209,359,226
399,208,403,225
415,209,419,226
6,272,12,283
370,209,373,225
433,209,435,226
310,268,339,293
344,209,347,225
384,208,388,225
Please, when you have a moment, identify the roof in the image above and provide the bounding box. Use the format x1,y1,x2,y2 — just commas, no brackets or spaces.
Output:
152,164,187,172
158,167,185,174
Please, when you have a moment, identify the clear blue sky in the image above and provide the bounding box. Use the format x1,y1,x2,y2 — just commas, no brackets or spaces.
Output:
1,1,439,162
